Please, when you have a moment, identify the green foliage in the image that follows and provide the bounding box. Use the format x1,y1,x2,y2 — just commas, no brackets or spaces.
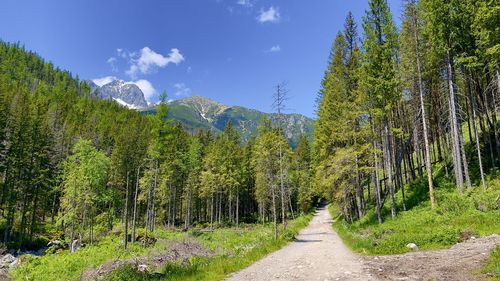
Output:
151,97,314,148
10,229,186,281
313,12,371,220
252,120,292,223
0,41,152,247
105,213,313,281
291,135,314,213
329,176,500,255
13,214,311,281
59,139,111,245
482,246,500,280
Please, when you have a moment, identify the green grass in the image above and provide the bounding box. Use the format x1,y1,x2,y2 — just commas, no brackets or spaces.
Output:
482,246,500,281
106,213,314,281
10,230,187,281
11,213,313,281
329,163,500,255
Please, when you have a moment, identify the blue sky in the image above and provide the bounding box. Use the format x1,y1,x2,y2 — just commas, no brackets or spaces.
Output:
0,0,403,118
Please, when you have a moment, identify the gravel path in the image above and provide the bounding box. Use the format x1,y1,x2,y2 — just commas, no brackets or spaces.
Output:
364,234,500,281
226,205,374,281
226,205,500,281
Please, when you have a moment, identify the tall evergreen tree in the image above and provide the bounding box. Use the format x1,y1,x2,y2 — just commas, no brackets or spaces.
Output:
362,0,400,218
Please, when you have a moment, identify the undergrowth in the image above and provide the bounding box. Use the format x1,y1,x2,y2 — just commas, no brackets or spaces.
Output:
11,212,313,281
482,246,500,281
106,212,313,281
329,162,500,255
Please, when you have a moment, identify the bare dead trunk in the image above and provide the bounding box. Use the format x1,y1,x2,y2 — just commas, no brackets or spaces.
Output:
446,48,464,191
411,7,436,208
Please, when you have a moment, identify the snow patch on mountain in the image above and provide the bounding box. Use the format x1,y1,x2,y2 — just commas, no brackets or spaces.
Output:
112,98,141,109
88,79,148,109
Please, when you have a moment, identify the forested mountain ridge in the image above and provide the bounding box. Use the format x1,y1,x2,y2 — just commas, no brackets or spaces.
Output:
143,96,314,147
87,80,314,147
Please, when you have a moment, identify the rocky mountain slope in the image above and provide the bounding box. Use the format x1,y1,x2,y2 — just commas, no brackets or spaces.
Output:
86,79,314,146
88,80,148,109
144,96,314,147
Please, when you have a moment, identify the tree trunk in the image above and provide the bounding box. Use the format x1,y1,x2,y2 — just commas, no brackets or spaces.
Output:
132,167,140,243
469,83,487,190
124,171,129,249
383,120,396,219
446,48,464,191
184,184,191,229
29,184,40,243
271,184,278,239
372,123,382,224
412,8,436,208
279,145,286,231
210,195,214,231
236,192,239,225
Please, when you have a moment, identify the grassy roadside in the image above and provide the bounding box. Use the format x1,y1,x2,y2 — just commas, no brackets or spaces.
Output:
10,212,314,281
10,230,187,281
329,190,500,255
329,163,500,255
107,212,314,280
327,163,500,279
482,246,500,281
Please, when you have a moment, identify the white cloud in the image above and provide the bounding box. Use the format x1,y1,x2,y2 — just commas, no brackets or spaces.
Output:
117,48,128,59
268,45,281,52
92,76,117,87
237,0,253,7
127,79,157,102
107,57,118,72
126,47,185,78
187,66,192,73
173,83,192,97
257,6,280,23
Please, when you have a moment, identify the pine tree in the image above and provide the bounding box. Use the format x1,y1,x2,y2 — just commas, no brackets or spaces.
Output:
362,0,400,218
292,135,312,213
184,136,202,229
59,139,110,252
314,12,368,221
253,118,291,239
400,0,436,208
422,0,471,191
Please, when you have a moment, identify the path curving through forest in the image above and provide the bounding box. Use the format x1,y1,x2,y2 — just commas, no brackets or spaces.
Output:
226,205,500,281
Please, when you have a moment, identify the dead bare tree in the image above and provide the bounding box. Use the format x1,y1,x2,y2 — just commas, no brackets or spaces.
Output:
272,82,290,231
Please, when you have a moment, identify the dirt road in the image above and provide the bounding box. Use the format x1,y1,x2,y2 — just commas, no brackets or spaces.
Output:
226,205,375,281
226,205,500,281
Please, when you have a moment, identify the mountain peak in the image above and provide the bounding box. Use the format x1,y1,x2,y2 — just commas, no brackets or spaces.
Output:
165,96,314,147
176,96,229,122
90,80,148,109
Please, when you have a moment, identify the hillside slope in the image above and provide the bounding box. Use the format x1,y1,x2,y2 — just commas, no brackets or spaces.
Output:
143,96,314,147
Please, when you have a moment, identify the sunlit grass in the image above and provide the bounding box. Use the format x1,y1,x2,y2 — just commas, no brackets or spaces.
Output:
11,213,314,281
107,213,314,281
482,246,500,281
329,165,500,255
